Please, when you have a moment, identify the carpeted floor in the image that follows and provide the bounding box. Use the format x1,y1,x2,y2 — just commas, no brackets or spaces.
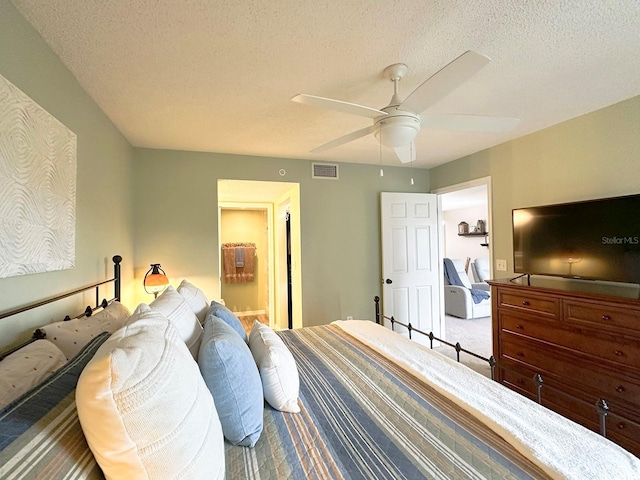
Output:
433,314,493,378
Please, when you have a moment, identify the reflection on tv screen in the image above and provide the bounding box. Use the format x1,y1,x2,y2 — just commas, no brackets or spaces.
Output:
513,194,640,284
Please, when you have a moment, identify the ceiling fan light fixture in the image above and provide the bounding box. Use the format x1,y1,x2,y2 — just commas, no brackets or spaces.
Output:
296,52,511,161
375,115,420,147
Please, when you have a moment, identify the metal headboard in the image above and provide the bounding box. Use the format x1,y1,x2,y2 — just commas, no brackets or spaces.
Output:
0,255,122,360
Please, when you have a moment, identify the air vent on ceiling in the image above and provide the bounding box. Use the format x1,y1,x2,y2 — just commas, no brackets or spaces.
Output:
312,162,339,180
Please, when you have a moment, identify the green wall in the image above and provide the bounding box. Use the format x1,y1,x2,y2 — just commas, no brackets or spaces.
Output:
431,95,640,293
132,148,429,327
0,0,135,349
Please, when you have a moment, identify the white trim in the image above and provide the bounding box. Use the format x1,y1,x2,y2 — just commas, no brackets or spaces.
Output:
431,176,492,196
233,309,267,316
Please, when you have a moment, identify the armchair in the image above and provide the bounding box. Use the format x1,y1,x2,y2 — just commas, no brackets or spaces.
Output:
470,258,490,287
443,258,491,319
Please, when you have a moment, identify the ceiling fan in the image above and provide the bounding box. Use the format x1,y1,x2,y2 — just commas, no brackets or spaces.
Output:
292,51,519,163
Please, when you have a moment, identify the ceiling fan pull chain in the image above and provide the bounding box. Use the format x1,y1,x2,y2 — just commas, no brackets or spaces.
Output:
410,142,415,186
379,126,384,177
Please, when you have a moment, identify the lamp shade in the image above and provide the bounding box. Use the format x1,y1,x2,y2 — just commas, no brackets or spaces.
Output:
374,115,420,147
144,264,169,297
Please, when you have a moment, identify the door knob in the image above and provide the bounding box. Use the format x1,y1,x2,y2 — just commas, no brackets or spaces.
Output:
384,278,393,284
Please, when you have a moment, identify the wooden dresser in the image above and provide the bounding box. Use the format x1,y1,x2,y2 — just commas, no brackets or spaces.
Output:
488,278,640,457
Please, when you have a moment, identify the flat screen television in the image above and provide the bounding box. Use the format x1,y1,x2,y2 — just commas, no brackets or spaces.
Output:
512,194,640,284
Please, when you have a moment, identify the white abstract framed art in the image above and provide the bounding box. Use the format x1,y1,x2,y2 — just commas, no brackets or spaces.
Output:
0,73,77,279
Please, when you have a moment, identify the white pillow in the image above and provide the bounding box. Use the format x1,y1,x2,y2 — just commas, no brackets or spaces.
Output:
76,305,225,480
177,279,210,324
0,339,67,409
39,301,131,360
248,321,300,413
149,286,203,359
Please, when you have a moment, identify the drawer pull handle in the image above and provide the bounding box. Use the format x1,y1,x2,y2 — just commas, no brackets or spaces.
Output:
617,422,626,430
522,300,530,306
614,350,624,357
615,385,625,393
516,324,524,330
601,315,611,321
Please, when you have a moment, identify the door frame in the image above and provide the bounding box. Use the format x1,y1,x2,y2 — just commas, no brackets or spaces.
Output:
217,179,302,330
432,176,493,331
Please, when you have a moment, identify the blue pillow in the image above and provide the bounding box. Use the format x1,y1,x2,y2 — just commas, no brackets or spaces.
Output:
207,301,247,342
198,315,263,447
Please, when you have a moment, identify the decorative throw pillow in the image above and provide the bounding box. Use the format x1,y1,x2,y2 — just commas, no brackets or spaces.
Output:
150,286,203,359
249,321,300,413
207,300,247,342
76,305,225,480
39,301,131,360
0,339,67,409
177,279,210,324
199,315,264,447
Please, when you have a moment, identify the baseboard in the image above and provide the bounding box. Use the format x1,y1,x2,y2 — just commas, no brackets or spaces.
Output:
234,309,266,317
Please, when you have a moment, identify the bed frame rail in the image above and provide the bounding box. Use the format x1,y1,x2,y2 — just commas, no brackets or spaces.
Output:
373,295,612,439
0,255,122,360
373,296,497,375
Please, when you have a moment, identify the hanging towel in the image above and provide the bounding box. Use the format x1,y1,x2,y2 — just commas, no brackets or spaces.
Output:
235,246,245,267
223,245,237,283
242,245,256,282
222,242,256,283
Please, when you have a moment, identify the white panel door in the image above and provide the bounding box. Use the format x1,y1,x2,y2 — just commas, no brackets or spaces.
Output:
381,192,441,345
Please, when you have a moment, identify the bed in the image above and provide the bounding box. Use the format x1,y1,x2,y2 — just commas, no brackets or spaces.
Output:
1,256,639,480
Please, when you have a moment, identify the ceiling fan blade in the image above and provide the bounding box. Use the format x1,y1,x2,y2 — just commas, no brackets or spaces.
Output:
422,114,520,131
393,142,416,164
400,51,490,114
292,94,387,119
310,125,375,153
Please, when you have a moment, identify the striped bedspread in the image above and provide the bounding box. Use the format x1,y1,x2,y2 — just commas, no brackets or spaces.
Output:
0,324,553,479
0,334,109,480
226,324,549,480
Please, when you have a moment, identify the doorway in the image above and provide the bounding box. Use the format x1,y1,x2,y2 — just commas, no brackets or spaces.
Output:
433,177,493,376
219,206,272,331
218,180,303,331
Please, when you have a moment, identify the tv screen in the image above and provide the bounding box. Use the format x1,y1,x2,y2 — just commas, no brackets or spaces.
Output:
513,194,640,284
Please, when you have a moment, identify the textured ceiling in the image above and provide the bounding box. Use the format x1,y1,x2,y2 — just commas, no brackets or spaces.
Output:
11,0,640,169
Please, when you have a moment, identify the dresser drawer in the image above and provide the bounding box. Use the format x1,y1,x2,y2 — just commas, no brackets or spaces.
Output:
500,361,640,457
500,336,640,407
540,386,640,457
501,367,536,399
500,313,640,371
564,300,640,334
606,411,640,457
498,290,560,318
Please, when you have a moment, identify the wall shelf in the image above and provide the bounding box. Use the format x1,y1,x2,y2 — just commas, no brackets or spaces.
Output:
458,231,490,247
